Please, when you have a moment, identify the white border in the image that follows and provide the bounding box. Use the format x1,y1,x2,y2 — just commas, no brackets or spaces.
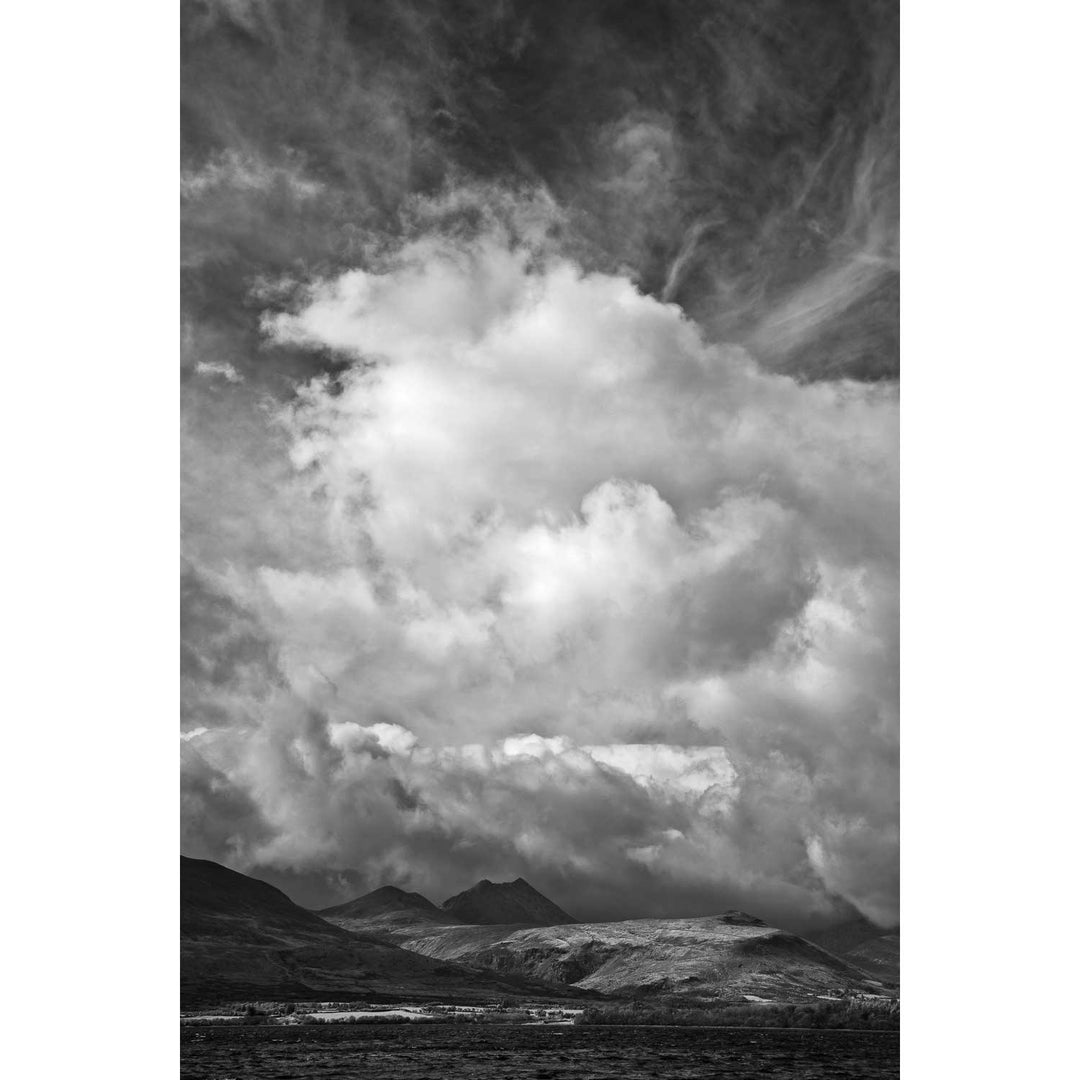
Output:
3,1,177,1073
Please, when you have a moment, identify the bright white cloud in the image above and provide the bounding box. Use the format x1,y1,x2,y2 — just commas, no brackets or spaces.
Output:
183,211,898,927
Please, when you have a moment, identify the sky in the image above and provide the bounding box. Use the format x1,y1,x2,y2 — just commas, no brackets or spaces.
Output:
180,0,898,931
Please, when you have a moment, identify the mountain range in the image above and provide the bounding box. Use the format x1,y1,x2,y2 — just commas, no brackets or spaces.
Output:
180,857,593,1007
181,856,897,1005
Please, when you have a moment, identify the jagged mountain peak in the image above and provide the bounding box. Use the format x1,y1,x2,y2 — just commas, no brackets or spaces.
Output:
317,884,448,920
441,876,577,926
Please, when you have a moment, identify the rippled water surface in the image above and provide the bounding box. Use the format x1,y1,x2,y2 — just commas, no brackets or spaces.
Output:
180,1024,900,1079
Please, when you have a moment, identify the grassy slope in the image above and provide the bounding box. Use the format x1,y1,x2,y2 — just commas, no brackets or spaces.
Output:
360,913,888,1003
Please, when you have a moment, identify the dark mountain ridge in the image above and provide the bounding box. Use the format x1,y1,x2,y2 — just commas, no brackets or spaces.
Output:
441,877,578,926
180,856,596,1006
316,884,463,932
803,916,899,985
183,856,352,938
319,885,457,922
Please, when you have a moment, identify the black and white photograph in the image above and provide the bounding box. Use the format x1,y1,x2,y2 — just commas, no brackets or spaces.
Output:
179,1,900,1075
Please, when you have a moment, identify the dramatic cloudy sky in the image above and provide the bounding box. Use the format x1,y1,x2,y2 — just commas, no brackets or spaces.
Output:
180,0,898,930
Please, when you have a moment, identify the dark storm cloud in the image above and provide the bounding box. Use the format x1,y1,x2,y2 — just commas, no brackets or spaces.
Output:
180,0,899,929
180,741,275,859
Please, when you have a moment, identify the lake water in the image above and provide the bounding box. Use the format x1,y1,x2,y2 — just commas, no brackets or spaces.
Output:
180,1023,900,1078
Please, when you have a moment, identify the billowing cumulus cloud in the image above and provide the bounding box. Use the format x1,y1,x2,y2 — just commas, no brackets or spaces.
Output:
181,0,898,931
181,213,897,929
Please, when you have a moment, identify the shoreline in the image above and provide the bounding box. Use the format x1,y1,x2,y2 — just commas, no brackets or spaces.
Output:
181,1020,899,1033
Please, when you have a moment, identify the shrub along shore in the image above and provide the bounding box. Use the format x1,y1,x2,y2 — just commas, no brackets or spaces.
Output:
574,998,899,1030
